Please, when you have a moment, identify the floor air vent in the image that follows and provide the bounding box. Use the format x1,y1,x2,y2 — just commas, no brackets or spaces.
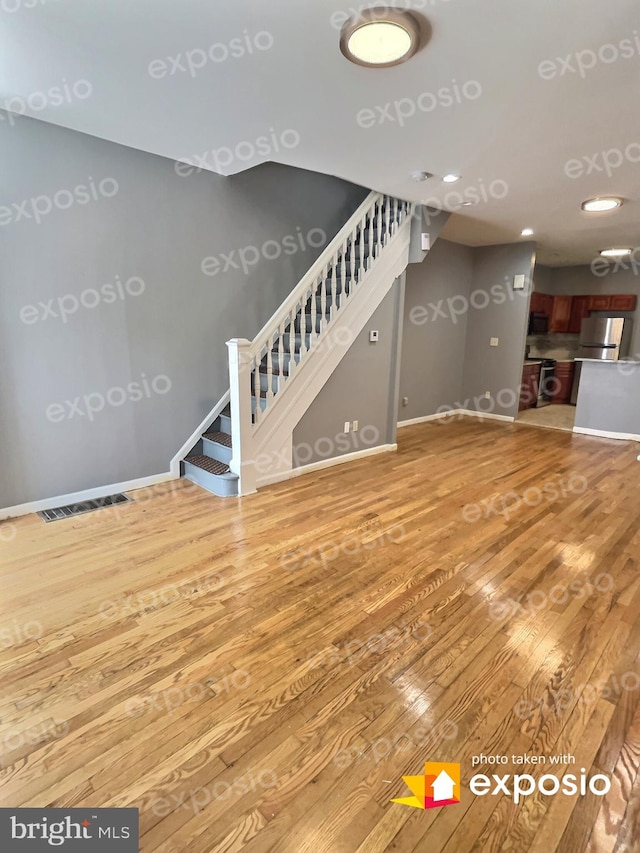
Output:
38,493,130,522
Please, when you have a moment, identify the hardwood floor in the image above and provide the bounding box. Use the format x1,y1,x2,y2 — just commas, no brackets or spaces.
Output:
1,417,640,852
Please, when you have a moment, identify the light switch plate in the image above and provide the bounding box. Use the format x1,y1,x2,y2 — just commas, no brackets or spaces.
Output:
490,337,499,346
421,232,431,251
369,330,379,342
514,274,526,290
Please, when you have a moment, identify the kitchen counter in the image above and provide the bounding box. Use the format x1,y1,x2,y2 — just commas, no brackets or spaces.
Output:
574,359,640,440
575,358,640,364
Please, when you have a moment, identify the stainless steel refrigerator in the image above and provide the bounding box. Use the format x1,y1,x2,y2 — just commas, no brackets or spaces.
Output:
570,317,630,404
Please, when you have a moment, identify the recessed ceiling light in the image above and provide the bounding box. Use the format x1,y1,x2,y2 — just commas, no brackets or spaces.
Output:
600,247,632,258
581,197,623,213
410,170,432,181
521,228,534,237
340,8,421,68
442,174,460,183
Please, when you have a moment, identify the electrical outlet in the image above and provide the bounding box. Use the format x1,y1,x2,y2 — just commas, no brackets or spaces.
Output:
369,330,379,343
484,391,491,399
402,396,409,406
490,337,499,347
344,421,350,433
352,420,359,431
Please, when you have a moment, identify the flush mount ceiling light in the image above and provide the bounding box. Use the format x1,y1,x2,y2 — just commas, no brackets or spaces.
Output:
600,247,632,258
581,197,623,213
521,228,534,237
442,174,461,183
410,170,432,181
340,8,421,68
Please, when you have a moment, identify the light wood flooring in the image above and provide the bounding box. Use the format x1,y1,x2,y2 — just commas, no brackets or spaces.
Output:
1,417,639,852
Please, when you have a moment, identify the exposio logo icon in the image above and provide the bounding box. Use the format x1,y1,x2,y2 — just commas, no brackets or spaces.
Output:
392,761,461,810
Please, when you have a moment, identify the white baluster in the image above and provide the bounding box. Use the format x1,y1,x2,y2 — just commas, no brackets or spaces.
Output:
310,283,318,345
369,202,375,263
384,196,391,245
359,212,367,278
284,311,295,377
326,259,335,321
320,265,327,327
265,334,275,407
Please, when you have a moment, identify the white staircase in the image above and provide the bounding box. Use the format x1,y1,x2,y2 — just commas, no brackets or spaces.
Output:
181,191,414,497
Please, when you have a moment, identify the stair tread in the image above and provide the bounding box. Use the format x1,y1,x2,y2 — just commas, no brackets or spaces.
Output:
202,431,232,447
185,455,233,476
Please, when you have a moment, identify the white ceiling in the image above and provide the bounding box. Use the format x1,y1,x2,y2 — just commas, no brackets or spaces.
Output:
2,0,639,265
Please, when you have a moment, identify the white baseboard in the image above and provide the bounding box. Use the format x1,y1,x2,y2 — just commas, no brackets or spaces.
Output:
257,443,397,488
573,426,640,442
398,409,514,427
0,471,177,521
398,410,463,427
458,409,515,423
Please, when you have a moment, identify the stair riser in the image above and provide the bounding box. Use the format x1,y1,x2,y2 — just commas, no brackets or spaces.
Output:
183,462,239,498
219,413,232,434
202,436,232,465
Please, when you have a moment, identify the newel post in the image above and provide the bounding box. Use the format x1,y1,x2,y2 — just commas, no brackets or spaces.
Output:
226,338,257,495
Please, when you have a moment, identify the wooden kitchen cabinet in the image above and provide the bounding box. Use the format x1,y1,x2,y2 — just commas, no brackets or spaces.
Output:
549,295,573,332
519,362,541,411
551,361,575,404
530,292,553,315
610,294,637,311
588,295,612,311
568,296,591,333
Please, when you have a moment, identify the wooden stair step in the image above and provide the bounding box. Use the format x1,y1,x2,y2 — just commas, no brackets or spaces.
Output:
184,455,230,476
202,431,232,447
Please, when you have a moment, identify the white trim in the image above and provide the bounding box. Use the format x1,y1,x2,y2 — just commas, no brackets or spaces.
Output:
398,410,463,427
398,409,514,427
573,426,640,442
0,471,176,521
257,443,397,488
458,409,515,423
170,390,230,476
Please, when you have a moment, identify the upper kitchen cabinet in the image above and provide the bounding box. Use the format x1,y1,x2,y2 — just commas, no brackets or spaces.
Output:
588,294,637,311
530,292,554,315
568,296,591,333
549,295,572,333
609,294,637,311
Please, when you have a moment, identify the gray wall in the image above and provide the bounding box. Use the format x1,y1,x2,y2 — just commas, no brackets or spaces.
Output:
0,112,367,509
460,243,536,418
292,284,400,467
532,264,553,292
575,361,640,435
398,238,474,421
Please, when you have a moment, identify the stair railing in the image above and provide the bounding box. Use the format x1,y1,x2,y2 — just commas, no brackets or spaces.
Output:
227,192,413,492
